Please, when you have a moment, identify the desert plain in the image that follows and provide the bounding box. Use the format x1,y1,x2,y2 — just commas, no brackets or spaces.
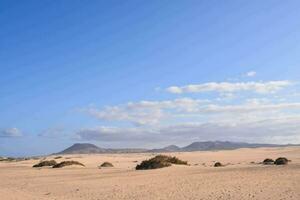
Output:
0,147,299,200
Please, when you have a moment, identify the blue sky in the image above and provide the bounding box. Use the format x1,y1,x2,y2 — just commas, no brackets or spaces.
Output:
1,0,300,156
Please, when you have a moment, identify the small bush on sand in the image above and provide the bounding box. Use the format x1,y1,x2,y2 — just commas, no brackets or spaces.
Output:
263,158,274,165
214,162,223,167
100,162,114,167
53,161,85,168
0,157,6,161
136,155,187,170
33,160,57,168
274,157,288,165
3,157,16,162
54,156,62,159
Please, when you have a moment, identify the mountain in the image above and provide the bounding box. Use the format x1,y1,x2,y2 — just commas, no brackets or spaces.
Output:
56,143,147,154
180,141,298,151
182,141,259,151
57,143,106,154
56,141,297,154
149,145,181,152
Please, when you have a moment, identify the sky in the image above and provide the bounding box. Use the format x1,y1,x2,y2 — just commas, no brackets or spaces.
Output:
1,0,300,156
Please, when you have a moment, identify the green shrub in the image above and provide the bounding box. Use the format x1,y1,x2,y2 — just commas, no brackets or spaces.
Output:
274,157,288,165
136,155,187,170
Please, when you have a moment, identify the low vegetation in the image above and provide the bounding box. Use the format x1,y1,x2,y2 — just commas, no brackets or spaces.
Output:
33,160,57,167
274,157,288,165
0,157,5,161
136,155,187,170
52,161,85,168
263,158,274,165
100,162,114,167
214,162,223,167
261,157,289,165
1,157,31,162
0,157,16,162
54,156,63,159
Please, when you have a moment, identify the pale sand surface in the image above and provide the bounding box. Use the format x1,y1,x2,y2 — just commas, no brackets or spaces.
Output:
1,147,299,200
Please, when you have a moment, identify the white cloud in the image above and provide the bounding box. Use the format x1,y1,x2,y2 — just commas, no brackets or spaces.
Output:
83,97,300,126
75,117,300,145
0,128,22,137
76,126,158,142
80,96,300,144
38,127,67,138
167,86,182,94
79,78,299,145
83,98,209,126
202,102,300,114
166,81,292,94
245,71,256,77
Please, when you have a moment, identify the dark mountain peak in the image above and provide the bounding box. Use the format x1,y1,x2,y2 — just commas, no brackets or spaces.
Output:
57,143,104,154
71,143,100,149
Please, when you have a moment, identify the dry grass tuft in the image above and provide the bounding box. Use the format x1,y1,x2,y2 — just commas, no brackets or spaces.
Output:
262,158,274,165
52,161,85,168
214,162,223,167
100,162,114,167
33,160,57,168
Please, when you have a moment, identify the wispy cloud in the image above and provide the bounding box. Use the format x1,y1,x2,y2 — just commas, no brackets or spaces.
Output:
76,126,157,142
166,80,292,94
80,95,300,144
75,117,300,145
38,127,67,138
82,98,209,126
83,98,300,125
0,128,22,137
245,71,257,77
78,77,300,145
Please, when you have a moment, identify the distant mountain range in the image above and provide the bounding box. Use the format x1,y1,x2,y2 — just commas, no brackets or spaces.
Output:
57,143,147,154
56,141,298,154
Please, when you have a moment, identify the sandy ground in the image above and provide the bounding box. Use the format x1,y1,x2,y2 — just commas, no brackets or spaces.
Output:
0,147,299,200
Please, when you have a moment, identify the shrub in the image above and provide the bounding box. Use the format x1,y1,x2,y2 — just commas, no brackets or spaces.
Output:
214,162,222,167
274,157,288,165
53,161,85,168
2,157,16,162
100,162,114,167
54,156,62,159
33,160,57,168
262,158,274,165
136,155,187,170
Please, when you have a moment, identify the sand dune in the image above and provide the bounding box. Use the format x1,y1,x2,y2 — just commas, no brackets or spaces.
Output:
0,147,299,200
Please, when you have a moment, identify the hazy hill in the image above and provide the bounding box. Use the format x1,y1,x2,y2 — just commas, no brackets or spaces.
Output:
56,141,296,154
57,143,147,154
149,145,181,152
180,141,280,151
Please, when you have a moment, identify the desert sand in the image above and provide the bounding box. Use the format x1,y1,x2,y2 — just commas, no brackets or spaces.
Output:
0,147,299,200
